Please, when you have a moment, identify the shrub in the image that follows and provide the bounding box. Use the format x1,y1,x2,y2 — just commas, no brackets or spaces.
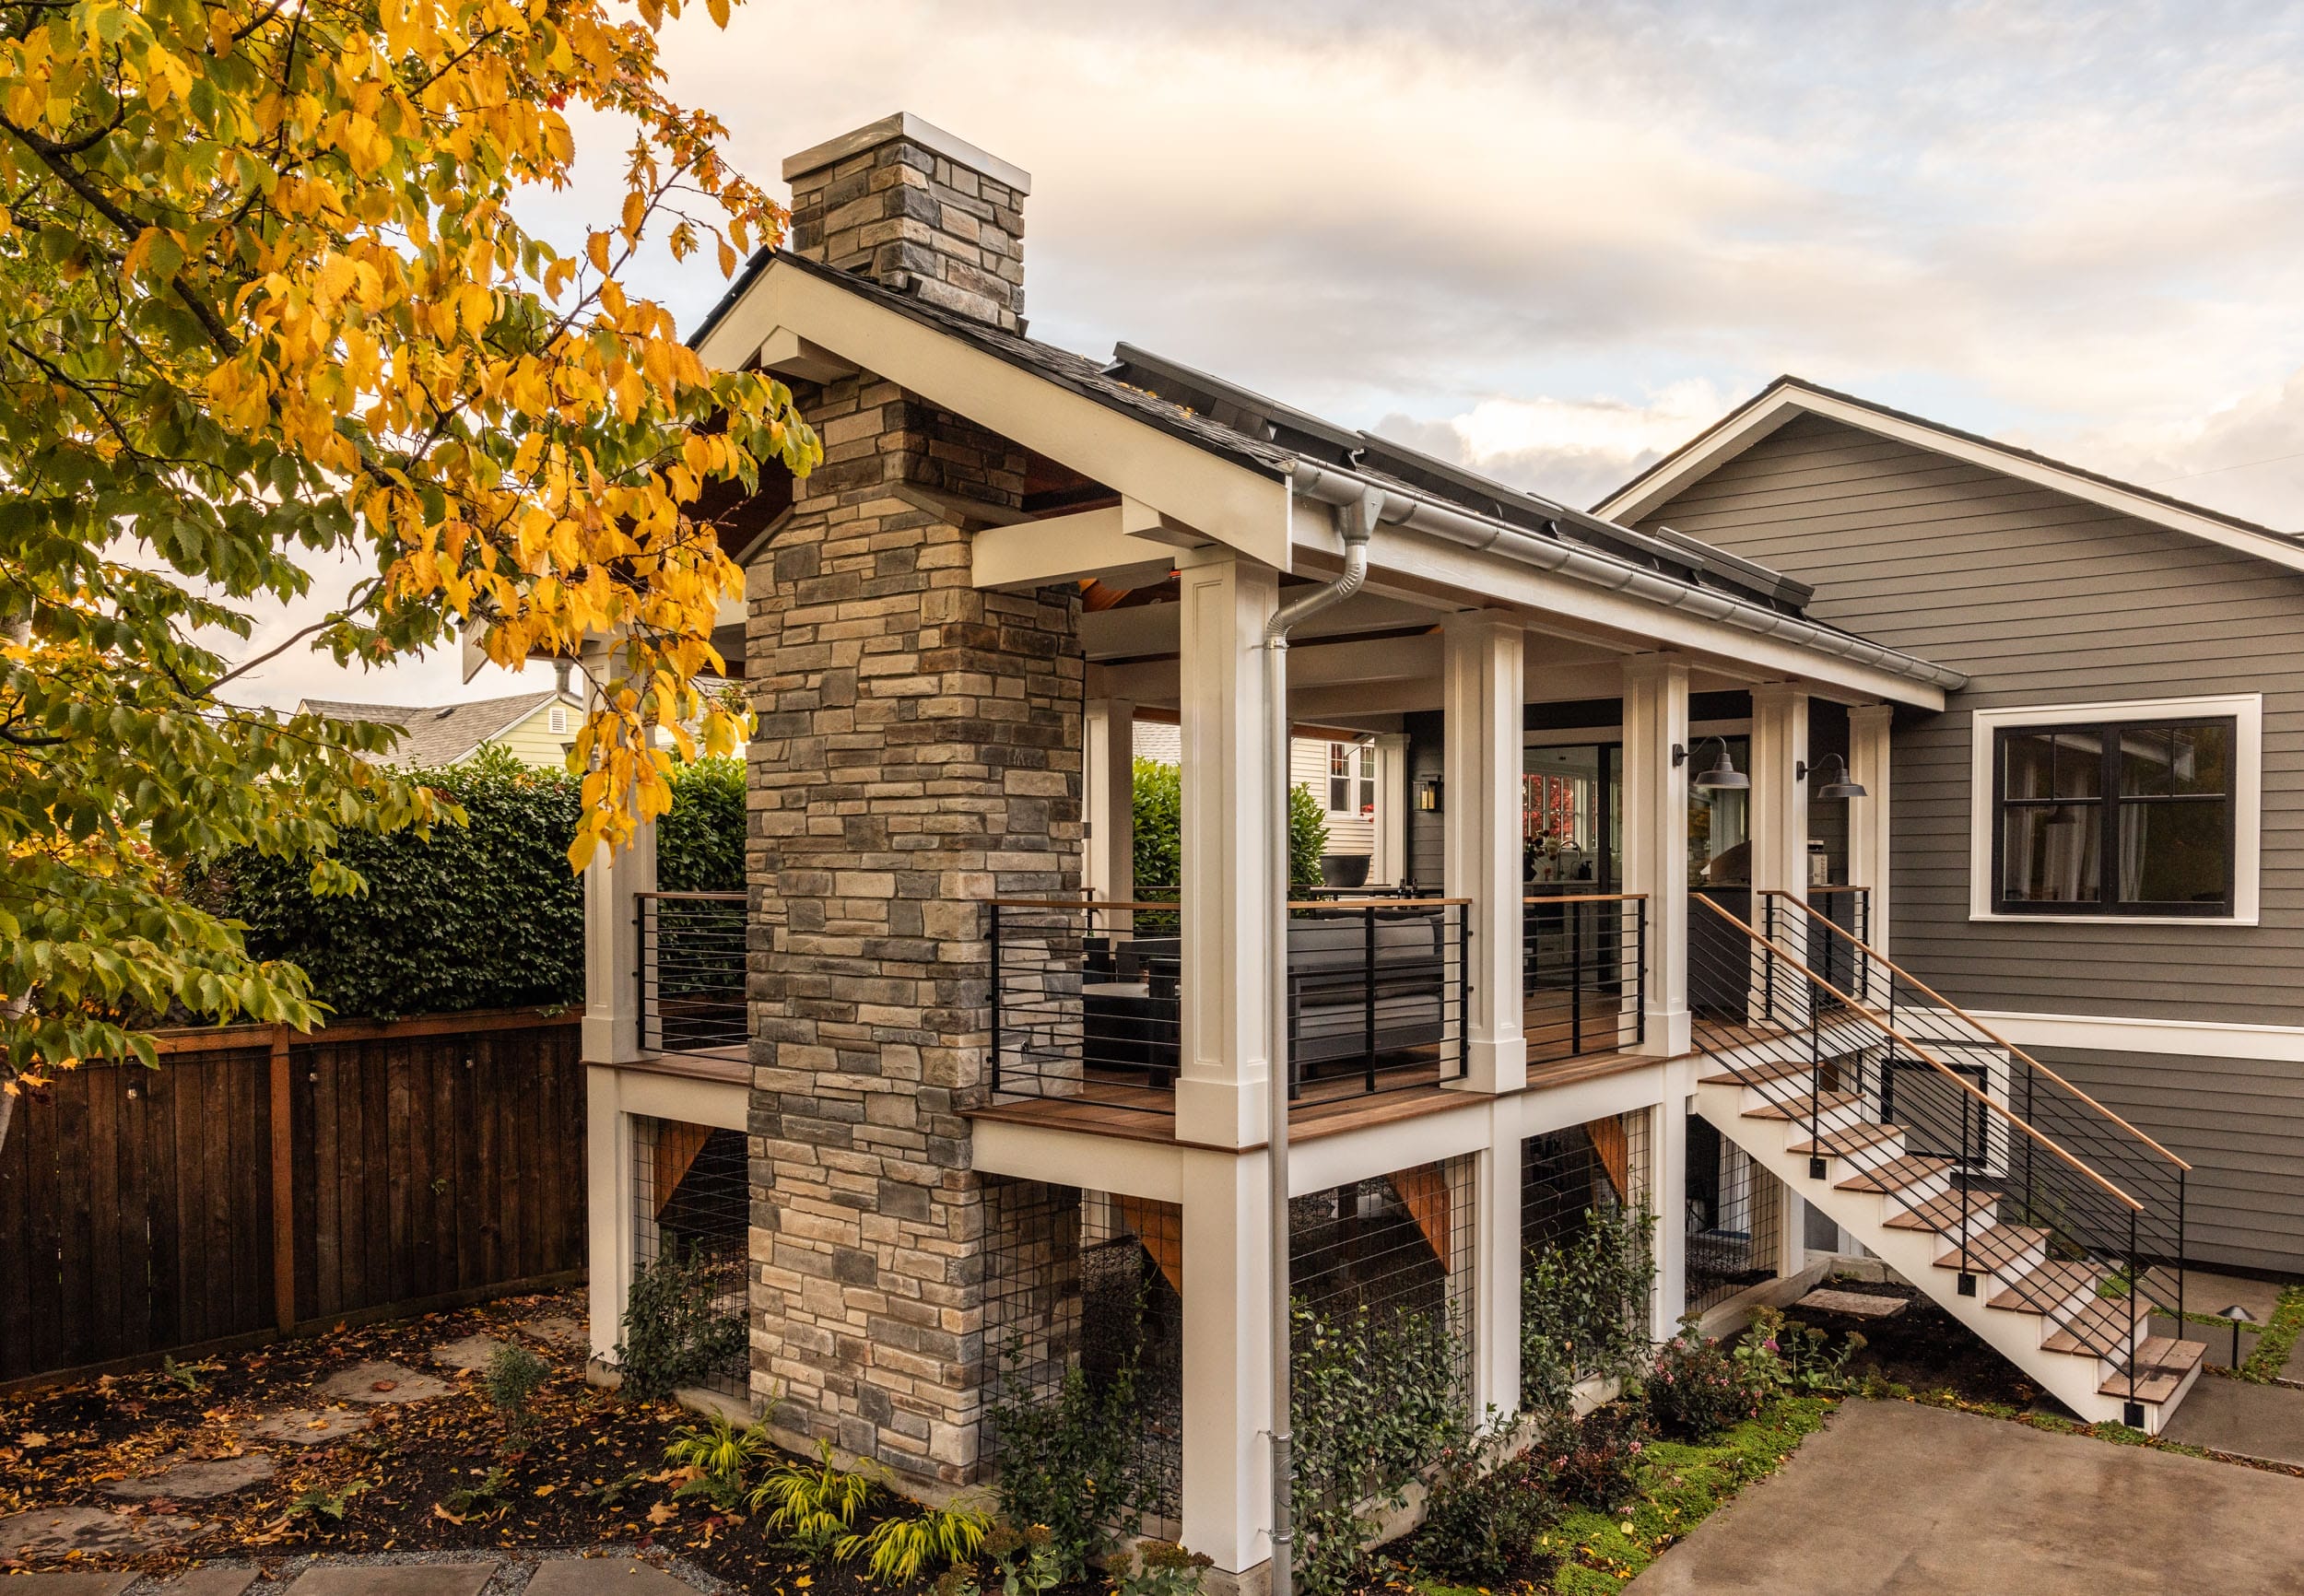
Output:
1409,1417,1559,1588
614,1241,746,1402
482,1342,551,1451
658,756,746,892
985,1349,1149,1580
1111,1540,1216,1596
665,1412,777,1514
1522,1205,1654,1412
1130,757,1327,892
839,1502,991,1585
750,1438,881,1559
1734,1306,1864,1395
1533,1400,1648,1511
1645,1319,1766,1441
983,1520,1063,1596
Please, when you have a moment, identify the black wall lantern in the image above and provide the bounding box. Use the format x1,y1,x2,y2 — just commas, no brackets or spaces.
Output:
1797,753,1868,800
1414,775,1443,813
1674,736,1748,792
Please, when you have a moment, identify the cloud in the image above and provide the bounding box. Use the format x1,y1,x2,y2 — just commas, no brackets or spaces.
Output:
1371,381,1734,509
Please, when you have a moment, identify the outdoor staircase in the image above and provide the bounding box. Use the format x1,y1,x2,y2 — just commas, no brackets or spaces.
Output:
1687,895,2207,1434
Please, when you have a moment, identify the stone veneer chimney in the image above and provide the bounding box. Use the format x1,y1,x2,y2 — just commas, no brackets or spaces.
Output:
782,112,1030,333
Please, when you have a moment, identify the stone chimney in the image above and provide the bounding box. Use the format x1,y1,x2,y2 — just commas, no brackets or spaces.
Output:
782,112,1029,334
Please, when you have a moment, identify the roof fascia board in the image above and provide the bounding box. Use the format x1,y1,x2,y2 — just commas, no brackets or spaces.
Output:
1307,518,1946,710
695,264,1292,570
1600,385,2304,578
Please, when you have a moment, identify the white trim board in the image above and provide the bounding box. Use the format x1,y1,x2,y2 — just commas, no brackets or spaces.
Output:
1974,1009,2304,1064
1966,693,2263,926
1594,381,2304,579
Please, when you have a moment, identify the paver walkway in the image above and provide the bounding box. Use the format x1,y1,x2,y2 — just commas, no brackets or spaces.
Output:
2,1555,713,1596
1629,1397,2304,1595
2161,1373,2304,1466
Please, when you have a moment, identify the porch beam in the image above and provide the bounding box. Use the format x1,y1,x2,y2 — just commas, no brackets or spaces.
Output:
1443,610,1526,1095
970,505,1177,591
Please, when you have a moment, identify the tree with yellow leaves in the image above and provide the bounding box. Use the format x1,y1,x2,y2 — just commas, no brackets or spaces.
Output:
0,0,817,1128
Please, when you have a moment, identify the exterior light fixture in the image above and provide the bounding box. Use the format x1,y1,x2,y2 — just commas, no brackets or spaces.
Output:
1414,776,1442,813
1796,753,1868,800
2217,1303,2256,1369
1674,737,1748,792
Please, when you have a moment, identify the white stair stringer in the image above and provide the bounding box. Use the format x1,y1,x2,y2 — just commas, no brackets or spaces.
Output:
1694,1076,2205,1434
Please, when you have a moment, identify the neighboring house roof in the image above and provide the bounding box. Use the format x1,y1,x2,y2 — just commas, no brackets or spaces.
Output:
1594,376,2304,577
300,691,573,767
693,253,1968,698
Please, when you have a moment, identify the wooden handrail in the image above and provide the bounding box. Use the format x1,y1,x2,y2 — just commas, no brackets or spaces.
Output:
636,889,746,902
986,896,1472,911
1288,897,1469,910
1760,894,2192,1173
1521,893,1650,906
1691,893,2146,1213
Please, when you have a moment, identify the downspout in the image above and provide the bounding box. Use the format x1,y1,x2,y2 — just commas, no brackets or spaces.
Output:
1264,487,1379,1596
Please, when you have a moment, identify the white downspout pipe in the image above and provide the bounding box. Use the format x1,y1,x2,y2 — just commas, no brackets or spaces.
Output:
1264,489,1379,1596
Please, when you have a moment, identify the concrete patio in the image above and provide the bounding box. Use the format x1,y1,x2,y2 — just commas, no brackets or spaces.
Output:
1630,1397,2304,1595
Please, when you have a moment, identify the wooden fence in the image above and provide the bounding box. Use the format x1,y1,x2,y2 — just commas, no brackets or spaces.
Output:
0,1010,586,1387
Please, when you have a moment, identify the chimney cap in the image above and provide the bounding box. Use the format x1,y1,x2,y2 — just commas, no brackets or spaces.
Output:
782,111,1031,196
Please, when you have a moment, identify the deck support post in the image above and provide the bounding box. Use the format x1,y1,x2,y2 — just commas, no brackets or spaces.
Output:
1848,702,1893,958
1473,1101,1523,1417
1175,548,1281,1147
1621,655,1690,1057
1180,1147,1275,1580
1443,609,1526,1095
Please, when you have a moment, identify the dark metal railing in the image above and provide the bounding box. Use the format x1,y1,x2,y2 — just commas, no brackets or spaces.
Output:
986,894,1470,1114
1522,888,1647,1064
1691,891,2190,1418
637,890,748,1055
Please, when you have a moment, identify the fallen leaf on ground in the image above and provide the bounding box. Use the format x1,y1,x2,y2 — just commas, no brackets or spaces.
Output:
646,1502,676,1526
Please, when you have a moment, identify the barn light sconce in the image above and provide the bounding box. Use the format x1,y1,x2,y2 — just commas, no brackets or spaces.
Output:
1675,737,1748,792
1414,776,1442,813
1796,753,1868,800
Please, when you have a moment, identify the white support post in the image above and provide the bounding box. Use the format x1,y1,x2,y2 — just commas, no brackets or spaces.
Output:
1443,610,1526,1095
1749,683,1810,1028
582,818,656,1064
1620,656,1690,1058
1086,697,1136,928
1848,703,1893,957
1649,1086,1692,1342
1372,731,1409,888
584,1070,632,1367
1473,1103,1522,1416
1180,1148,1273,1580
1175,549,1280,1147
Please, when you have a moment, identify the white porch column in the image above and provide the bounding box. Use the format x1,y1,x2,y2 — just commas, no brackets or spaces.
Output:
1649,1080,1693,1342
582,818,656,1063
1749,682,1812,922
1620,656,1690,1057
1848,703,1893,956
1371,731,1409,888
1180,1147,1273,1578
584,1068,631,1367
1473,1103,1522,1415
1443,610,1526,1095
1085,697,1136,921
1175,549,1280,1147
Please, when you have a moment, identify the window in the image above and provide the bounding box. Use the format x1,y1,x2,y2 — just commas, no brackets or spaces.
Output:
1327,743,1376,816
1983,701,2255,920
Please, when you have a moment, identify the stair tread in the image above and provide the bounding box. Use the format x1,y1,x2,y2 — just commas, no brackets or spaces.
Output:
1699,1055,1821,1088
1881,1189,1997,1232
2098,1337,2207,1405
1789,1122,1906,1156
1745,1089,1863,1122
1835,1154,1954,1194
1987,1260,2110,1314
2043,1293,2152,1355
1933,1223,2050,1273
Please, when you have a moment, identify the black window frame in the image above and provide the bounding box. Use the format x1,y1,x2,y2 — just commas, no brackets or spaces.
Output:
1990,715,2237,918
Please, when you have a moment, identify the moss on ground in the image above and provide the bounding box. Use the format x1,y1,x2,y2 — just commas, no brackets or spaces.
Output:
2239,1285,2304,1385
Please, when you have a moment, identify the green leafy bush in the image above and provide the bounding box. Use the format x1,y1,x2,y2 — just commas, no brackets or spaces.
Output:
483,1341,551,1452
985,1349,1149,1580
1411,1414,1560,1588
614,1241,746,1402
1531,1400,1647,1510
1111,1540,1216,1596
1734,1306,1864,1394
1130,757,1327,892
750,1438,882,1558
1522,1205,1655,1412
982,1520,1063,1596
665,1412,777,1513
1645,1318,1765,1441
658,756,746,892
1289,1298,1467,1596
190,745,582,1017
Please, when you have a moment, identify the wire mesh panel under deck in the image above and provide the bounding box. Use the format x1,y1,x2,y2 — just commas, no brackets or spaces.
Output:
1523,1112,1655,1391
629,1117,750,1401
1290,1159,1477,1412
1684,1112,1781,1314
981,1179,1182,1533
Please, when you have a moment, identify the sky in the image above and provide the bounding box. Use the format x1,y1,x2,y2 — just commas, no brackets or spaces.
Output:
229,0,2304,708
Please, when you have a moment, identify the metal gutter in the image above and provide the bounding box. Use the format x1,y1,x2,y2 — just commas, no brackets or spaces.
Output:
1286,461,1969,694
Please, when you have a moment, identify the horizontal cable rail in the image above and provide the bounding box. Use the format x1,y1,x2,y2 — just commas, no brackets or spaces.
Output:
637,891,748,1056
987,894,1469,1114
1687,892,2169,1397
1522,889,1646,1064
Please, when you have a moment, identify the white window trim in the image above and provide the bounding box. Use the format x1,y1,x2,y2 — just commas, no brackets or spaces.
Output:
1968,692,2262,926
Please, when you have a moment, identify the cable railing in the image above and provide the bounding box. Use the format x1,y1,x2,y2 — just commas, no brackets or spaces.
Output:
636,890,749,1055
1688,892,2184,1412
1522,888,1646,1063
986,894,1469,1114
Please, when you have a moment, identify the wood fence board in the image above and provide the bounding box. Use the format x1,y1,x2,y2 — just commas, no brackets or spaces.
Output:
0,1079,36,1379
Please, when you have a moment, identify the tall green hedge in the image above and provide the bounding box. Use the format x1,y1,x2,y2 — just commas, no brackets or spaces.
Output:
194,745,748,1020
1131,757,1327,891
